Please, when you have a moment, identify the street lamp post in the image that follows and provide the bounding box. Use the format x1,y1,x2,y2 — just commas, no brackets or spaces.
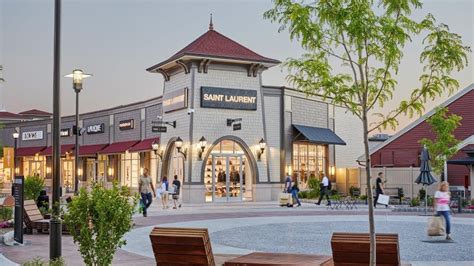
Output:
51,0,62,260
12,131,19,195
65,69,91,194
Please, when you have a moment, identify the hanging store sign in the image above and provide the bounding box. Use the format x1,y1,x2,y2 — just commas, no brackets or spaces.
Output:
22,131,43,141
233,123,242,131
60,128,71,137
152,126,167,133
119,119,134,130
163,88,188,113
3,147,14,168
201,87,257,110
86,123,105,134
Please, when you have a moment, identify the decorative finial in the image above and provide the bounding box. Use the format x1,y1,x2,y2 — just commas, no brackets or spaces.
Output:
209,13,214,30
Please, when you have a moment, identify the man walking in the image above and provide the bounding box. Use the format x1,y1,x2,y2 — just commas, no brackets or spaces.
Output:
316,173,331,206
139,168,156,217
374,172,386,208
172,175,182,209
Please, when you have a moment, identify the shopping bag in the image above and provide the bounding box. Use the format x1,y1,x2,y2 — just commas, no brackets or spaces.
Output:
377,194,390,205
137,199,145,214
279,192,293,206
156,188,162,199
427,215,445,236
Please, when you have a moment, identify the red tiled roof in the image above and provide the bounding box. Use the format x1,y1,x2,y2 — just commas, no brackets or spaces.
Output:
147,29,280,71
78,144,108,156
18,109,52,116
98,140,139,154
0,112,24,119
16,147,46,157
40,144,75,156
129,138,159,153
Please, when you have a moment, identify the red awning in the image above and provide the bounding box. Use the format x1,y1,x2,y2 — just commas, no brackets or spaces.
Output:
128,138,159,153
98,140,139,154
40,144,75,156
79,144,108,156
15,147,46,157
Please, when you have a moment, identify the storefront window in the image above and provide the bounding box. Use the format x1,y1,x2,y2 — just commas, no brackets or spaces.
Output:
85,155,108,184
22,155,46,177
121,152,140,189
292,143,328,185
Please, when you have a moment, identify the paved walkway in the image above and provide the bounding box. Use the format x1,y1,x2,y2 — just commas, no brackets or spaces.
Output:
1,202,473,265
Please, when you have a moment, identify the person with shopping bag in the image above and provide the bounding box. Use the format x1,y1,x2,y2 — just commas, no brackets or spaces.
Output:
433,181,452,240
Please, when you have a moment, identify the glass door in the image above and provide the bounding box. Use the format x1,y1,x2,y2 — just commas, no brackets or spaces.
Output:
212,155,243,202
62,160,74,193
228,156,243,201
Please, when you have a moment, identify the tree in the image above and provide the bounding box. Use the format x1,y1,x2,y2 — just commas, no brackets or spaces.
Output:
420,107,462,179
264,1,470,264
63,183,137,266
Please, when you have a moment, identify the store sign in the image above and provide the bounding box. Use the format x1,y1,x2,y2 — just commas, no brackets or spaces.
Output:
60,128,70,137
119,119,134,130
201,87,257,110
152,126,167,133
86,123,105,134
163,88,188,113
22,131,43,141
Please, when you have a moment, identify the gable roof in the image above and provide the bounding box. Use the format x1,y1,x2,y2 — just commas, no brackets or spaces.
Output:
19,109,52,117
0,111,25,120
368,83,474,156
147,29,280,72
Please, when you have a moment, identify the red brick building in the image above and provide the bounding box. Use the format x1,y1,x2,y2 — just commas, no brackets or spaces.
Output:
369,84,474,188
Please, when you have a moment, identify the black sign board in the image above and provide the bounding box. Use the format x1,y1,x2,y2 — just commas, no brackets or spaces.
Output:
87,123,105,134
119,119,134,130
201,87,257,110
60,128,70,137
233,123,242,131
152,126,167,133
13,176,24,244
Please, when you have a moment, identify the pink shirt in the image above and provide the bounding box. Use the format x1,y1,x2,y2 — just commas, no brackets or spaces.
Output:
434,191,450,211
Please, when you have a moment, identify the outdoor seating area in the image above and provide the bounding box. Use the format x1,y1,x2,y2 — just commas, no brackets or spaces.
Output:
23,199,69,234
149,227,403,266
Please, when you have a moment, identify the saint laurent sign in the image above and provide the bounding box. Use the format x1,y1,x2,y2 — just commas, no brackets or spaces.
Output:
163,88,188,113
86,123,105,134
201,87,257,110
119,119,134,130
22,131,43,141
60,128,70,137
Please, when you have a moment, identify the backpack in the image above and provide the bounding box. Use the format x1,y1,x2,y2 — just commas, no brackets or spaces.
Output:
327,180,332,190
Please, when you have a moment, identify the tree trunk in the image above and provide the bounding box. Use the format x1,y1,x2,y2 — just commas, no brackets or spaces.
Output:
362,113,376,266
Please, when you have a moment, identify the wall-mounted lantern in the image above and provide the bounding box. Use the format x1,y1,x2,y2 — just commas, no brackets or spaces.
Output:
257,138,266,161
151,140,163,160
330,165,335,176
198,136,207,160
175,137,187,160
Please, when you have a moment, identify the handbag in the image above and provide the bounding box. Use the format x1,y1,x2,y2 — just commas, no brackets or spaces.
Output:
427,215,445,236
377,194,390,205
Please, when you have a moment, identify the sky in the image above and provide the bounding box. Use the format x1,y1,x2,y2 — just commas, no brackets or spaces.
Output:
0,0,473,133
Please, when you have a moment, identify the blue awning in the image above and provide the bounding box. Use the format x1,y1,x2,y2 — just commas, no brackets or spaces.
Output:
293,124,346,145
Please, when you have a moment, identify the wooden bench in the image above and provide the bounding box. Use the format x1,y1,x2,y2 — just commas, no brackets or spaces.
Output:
23,199,69,234
330,232,400,266
149,227,215,265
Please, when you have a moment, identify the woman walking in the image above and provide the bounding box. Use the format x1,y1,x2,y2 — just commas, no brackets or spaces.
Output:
434,181,452,240
161,176,169,209
291,173,301,207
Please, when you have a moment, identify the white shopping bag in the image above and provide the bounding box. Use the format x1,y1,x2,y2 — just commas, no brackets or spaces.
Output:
377,194,390,205
427,215,445,236
156,188,162,199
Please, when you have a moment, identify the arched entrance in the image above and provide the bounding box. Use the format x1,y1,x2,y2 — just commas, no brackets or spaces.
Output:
162,138,185,185
202,137,257,202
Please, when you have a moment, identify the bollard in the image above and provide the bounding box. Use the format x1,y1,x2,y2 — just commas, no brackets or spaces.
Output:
458,195,462,214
